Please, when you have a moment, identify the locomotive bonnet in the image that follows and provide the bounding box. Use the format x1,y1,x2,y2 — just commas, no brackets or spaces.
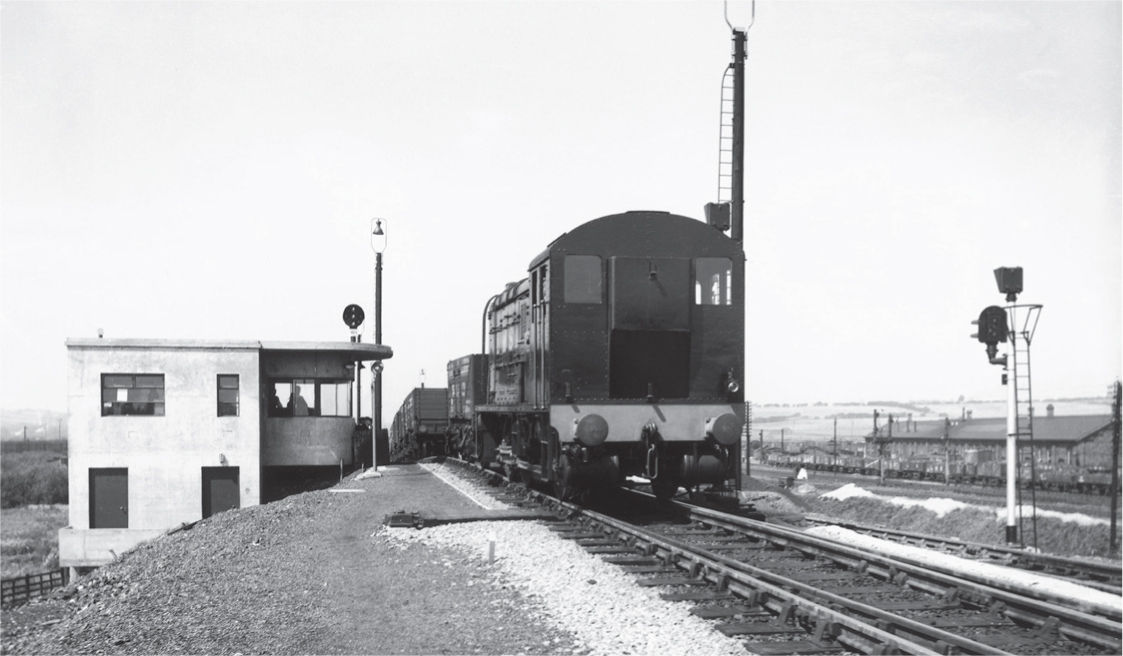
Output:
451,210,746,500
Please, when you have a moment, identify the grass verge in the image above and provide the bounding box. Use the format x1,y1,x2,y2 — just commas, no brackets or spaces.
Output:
1,505,68,579
808,495,1118,559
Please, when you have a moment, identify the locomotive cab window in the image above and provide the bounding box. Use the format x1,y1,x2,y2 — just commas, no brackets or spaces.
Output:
694,257,733,306
532,264,548,305
564,255,602,304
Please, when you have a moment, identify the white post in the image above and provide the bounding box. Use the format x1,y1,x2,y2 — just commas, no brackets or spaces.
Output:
1005,352,1018,544
1005,304,1018,544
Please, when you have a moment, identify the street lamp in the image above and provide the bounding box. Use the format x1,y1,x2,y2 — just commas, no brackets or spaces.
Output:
370,218,387,469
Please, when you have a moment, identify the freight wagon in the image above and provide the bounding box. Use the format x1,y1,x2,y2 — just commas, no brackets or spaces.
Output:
446,354,488,459
388,387,451,462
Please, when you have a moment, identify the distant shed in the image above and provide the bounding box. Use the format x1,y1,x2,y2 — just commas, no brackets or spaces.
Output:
867,414,1114,470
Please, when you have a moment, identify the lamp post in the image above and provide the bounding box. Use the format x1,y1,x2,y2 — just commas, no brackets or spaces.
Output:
370,218,387,469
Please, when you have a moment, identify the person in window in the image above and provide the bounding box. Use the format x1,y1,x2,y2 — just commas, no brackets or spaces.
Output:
289,385,309,416
268,389,285,417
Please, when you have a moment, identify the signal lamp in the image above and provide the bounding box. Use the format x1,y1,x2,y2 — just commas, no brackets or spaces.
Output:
994,267,1023,302
975,306,1009,345
704,202,731,231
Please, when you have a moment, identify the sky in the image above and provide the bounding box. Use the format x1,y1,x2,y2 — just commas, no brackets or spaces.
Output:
1,1,1120,423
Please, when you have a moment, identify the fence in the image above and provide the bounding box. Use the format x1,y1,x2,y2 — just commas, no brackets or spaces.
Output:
1,568,69,608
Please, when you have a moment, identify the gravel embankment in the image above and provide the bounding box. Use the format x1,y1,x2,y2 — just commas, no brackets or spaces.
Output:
2,470,578,655
1,465,750,655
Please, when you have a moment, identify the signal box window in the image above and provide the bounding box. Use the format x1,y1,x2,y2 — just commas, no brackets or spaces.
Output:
319,380,351,417
266,379,351,417
217,375,239,416
101,374,165,416
694,258,733,306
564,255,602,304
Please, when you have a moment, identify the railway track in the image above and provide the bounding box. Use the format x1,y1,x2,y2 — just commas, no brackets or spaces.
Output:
802,514,1122,595
439,458,1122,655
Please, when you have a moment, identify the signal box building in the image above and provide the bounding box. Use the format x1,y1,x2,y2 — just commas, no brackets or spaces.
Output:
59,338,390,573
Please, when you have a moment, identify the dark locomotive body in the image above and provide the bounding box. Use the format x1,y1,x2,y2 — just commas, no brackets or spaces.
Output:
451,211,745,499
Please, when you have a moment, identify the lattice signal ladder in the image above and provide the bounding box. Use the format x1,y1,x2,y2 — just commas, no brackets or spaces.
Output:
1012,339,1034,442
1011,328,1040,549
717,65,735,204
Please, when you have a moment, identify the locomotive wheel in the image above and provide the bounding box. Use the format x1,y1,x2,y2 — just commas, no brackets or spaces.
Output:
553,454,575,501
476,425,496,468
651,475,679,501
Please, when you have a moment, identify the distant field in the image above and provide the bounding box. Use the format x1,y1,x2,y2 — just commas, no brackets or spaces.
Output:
0,448,68,509
0,438,66,455
0,505,67,578
750,398,1114,445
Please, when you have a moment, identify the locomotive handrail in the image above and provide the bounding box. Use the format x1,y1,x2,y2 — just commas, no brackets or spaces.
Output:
480,293,500,354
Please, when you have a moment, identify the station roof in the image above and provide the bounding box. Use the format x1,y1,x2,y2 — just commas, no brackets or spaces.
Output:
66,338,392,361
868,414,1112,444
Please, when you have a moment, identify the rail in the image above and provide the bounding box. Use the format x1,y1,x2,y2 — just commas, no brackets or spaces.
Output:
446,458,1122,653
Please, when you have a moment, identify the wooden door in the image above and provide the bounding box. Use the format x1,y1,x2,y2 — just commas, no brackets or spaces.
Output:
89,468,128,529
202,467,240,518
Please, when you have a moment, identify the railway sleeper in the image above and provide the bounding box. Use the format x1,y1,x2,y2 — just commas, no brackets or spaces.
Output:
811,613,841,642
717,620,803,636
602,555,660,566
637,575,708,587
660,590,735,602
584,545,637,555
691,604,769,619
1002,605,1118,652
741,638,847,656
575,538,624,547
1032,616,1060,639
779,600,798,624
622,564,677,574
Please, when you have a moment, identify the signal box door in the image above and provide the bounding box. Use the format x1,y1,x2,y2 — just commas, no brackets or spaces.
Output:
202,466,240,518
89,468,128,529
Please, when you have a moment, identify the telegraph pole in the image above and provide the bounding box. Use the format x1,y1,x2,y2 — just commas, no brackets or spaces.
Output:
744,401,752,479
832,417,838,468
1111,380,1121,554
943,417,951,485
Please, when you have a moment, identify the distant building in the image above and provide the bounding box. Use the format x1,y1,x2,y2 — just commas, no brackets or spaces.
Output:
59,338,390,574
864,414,1115,478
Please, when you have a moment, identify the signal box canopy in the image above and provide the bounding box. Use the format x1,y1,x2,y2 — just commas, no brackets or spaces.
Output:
67,338,392,362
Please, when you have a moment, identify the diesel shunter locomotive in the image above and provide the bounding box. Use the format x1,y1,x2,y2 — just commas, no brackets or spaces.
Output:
451,210,745,500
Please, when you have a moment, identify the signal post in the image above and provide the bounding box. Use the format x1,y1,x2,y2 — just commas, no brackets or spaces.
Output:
971,266,1042,545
